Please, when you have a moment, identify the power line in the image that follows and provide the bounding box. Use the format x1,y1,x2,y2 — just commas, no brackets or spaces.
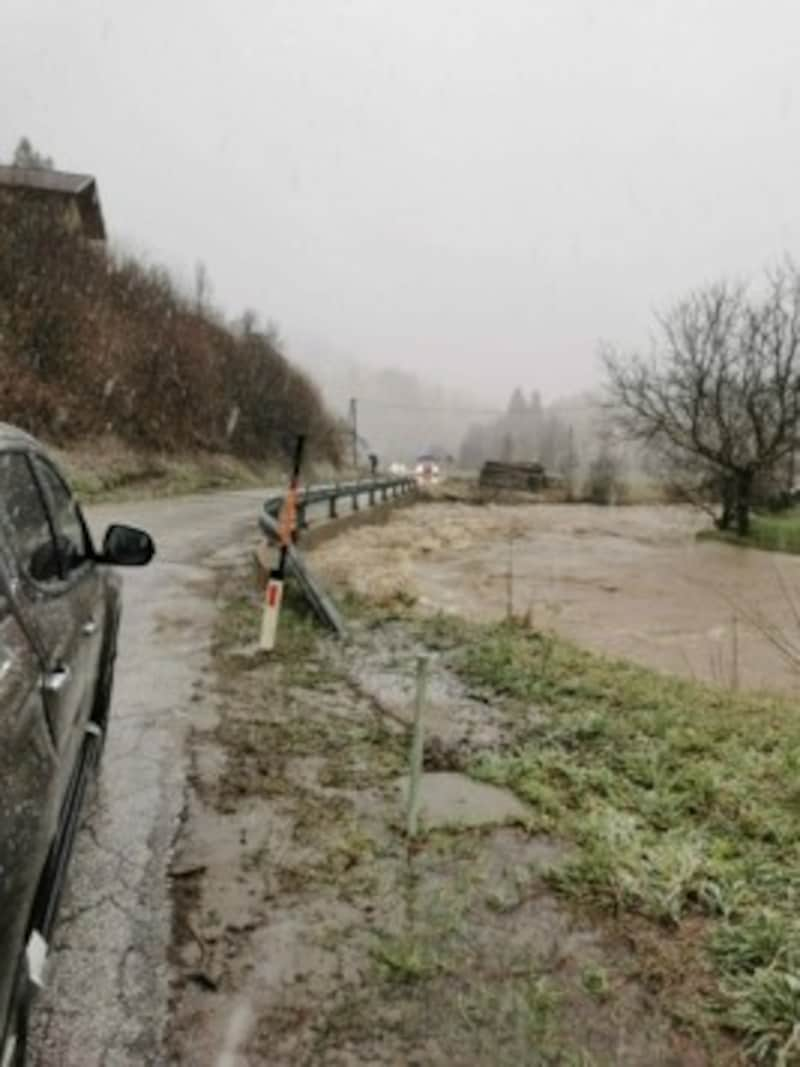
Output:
355,402,507,416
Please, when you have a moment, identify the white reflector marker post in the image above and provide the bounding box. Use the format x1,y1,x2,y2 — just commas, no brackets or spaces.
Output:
259,435,305,652
259,575,284,651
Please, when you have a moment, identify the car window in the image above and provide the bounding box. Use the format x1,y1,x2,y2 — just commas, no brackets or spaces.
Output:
32,457,90,576
0,451,61,584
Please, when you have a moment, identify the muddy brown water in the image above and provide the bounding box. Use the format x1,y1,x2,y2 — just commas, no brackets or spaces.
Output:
316,502,800,693
419,504,800,692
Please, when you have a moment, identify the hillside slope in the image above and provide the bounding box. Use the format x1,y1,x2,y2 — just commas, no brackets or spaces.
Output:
0,196,341,467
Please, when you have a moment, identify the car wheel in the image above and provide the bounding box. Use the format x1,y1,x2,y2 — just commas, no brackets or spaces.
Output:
2,965,29,1067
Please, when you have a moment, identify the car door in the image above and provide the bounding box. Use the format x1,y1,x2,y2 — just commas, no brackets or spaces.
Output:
30,454,106,730
0,502,59,1041
0,451,90,797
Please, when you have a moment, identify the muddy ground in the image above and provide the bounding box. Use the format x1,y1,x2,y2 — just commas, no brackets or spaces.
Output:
168,501,800,1065
168,595,710,1065
167,502,776,1065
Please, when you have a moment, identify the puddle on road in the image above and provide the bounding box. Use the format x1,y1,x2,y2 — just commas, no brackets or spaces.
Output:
314,502,800,692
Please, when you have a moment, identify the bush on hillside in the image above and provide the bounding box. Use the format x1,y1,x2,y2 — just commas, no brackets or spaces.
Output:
0,197,342,465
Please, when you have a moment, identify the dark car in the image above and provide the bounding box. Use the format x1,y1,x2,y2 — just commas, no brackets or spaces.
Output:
0,424,154,1067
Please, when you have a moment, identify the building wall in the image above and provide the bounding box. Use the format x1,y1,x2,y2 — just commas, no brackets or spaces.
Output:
0,188,87,237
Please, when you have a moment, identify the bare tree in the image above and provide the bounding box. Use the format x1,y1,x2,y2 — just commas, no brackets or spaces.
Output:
604,266,800,535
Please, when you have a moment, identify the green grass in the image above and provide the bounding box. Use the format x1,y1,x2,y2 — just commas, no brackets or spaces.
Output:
371,930,445,982
419,614,800,1062
699,508,800,556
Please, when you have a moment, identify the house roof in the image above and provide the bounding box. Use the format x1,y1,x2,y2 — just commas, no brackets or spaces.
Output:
0,165,106,240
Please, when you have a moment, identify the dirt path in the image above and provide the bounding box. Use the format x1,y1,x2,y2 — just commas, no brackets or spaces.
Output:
29,489,266,1066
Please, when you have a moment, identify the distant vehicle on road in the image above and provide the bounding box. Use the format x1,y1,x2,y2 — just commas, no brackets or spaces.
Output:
414,454,440,484
0,424,154,1067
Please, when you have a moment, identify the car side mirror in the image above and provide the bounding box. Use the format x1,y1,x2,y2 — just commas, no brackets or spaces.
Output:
99,524,155,566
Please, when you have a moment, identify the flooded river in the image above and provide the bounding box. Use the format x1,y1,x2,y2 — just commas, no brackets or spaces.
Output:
315,503,800,693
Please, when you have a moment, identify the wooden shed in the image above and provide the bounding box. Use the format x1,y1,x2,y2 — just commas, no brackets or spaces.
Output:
479,460,548,492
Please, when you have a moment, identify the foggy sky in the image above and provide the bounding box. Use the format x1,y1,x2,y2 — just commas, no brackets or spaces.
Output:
4,0,800,408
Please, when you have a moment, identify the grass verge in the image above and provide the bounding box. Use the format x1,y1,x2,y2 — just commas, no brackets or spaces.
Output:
52,435,342,505
699,509,800,556
52,438,278,504
418,613,800,1063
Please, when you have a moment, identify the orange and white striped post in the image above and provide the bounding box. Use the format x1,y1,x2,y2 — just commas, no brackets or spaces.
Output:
260,435,305,651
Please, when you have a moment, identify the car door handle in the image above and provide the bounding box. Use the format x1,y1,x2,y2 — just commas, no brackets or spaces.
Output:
81,618,98,637
42,666,71,693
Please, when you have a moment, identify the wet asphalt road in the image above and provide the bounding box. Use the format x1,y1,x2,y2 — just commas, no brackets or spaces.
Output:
28,489,268,1067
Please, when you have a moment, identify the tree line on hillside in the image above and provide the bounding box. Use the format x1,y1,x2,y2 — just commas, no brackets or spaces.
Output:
0,142,341,465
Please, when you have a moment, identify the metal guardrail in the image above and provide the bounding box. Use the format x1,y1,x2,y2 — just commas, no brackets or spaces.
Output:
263,476,417,528
258,476,416,636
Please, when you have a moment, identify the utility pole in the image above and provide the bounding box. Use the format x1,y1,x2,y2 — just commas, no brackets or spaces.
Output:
349,397,358,473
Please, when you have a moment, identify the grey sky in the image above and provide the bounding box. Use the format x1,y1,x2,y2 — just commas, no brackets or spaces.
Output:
3,0,800,407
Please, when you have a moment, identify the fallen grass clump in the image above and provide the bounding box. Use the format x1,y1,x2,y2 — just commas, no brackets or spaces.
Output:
423,615,800,1061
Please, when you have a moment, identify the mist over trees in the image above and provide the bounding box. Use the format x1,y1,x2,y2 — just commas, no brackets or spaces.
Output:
460,388,594,485
291,341,482,464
